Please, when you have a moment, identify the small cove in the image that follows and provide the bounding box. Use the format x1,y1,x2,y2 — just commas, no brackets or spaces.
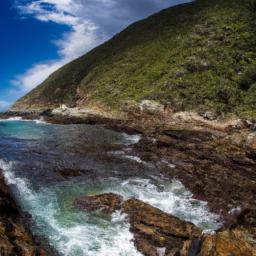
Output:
0,120,221,255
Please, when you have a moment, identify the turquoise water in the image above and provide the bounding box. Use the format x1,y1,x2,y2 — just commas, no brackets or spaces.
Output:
0,119,221,256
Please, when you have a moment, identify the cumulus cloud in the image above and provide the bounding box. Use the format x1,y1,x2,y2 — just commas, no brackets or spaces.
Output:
13,0,190,93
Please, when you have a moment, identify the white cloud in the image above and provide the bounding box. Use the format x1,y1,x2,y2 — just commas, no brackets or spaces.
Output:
13,0,191,94
14,0,105,93
11,61,65,92
0,101,11,111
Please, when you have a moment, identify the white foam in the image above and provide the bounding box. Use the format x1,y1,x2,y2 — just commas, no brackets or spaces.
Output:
122,133,141,145
0,117,47,124
161,159,176,168
0,117,22,121
114,178,221,230
109,150,147,165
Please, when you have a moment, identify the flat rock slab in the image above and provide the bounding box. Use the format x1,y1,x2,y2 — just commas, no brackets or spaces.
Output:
123,198,202,255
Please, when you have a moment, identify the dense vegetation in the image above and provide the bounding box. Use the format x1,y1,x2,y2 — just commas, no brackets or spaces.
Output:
13,0,256,117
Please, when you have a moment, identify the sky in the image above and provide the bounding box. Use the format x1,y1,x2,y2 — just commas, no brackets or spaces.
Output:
0,0,190,111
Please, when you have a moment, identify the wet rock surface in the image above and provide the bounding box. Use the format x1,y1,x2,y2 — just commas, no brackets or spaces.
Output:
0,171,49,256
133,128,256,225
74,193,123,214
74,194,203,256
122,198,202,256
75,194,256,256
200,208,256,256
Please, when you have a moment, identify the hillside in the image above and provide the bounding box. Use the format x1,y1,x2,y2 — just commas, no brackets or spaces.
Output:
12,0,256,117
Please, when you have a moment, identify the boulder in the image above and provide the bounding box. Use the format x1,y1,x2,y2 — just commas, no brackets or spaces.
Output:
122,198,202,255
202,111,218,121
200,208,256,256
200,228,256,256
74,193,123,214
246,132,256,150
139,100,165,115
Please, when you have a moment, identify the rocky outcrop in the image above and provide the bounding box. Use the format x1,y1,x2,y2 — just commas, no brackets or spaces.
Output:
0,171,50,255
122,198,202,256
132,127,256,225
200,228,256,256
74,194,202,256
74,193,256,256
199,208,256,256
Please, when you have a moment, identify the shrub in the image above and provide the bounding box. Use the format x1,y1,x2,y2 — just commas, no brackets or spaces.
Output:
248,0,256,12
239,66,256,90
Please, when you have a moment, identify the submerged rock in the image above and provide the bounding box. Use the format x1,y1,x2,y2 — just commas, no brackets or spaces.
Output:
74,193,123,214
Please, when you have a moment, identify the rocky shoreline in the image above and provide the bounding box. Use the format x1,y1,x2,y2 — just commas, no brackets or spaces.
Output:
73,193,256,256
0,104,256,255
0,169,57,255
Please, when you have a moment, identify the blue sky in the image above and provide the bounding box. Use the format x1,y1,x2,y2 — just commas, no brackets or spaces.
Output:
0,0,190,111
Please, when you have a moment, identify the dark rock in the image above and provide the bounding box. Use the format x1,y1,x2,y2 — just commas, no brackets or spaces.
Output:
134,235,159,256
56,169,84,178
74,193,123,214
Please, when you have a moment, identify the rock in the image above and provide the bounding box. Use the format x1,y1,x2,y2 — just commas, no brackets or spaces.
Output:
134,236,159,256
0,170,49,255
200,208,256,256
74,193,123,214
246,132,256,150
203,111,218,121
139,100,165,115
57,169,82,178
200,228,256,256
227,133,244,147
232,208,256,228
122,198,202,255
229,119,247,130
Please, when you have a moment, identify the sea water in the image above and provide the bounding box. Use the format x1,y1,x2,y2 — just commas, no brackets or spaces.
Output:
0,119,221,256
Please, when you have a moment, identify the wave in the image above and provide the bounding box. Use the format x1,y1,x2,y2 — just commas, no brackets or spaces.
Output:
107,178,222,231
0,117,47,124
121,133,141,145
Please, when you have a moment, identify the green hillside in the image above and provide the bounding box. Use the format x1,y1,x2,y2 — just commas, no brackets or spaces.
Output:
12,0,256,117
